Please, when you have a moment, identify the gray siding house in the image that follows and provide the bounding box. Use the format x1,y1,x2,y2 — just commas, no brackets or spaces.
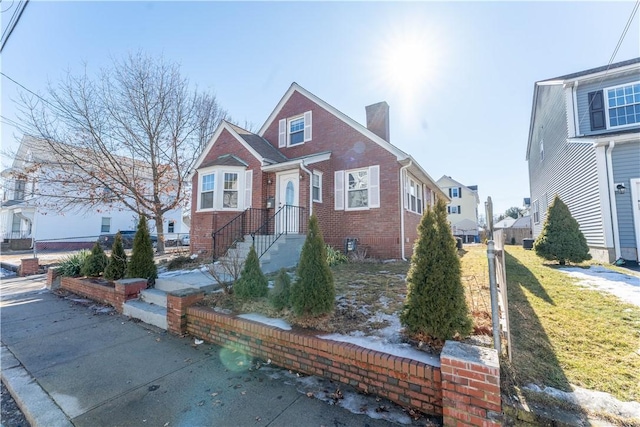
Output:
526,58,640,263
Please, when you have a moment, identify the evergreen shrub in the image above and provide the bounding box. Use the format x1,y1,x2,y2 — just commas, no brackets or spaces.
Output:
104,232,128,281
269,268,292,310
126,216,157,285
290,215,335,316
81,241,108,277
400,200,472,342
234,245,268,300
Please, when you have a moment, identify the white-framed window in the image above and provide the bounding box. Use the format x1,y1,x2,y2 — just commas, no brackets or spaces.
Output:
12,214,21,233
447,205,461,214
312,171,322,203
606,82,640,128
540,139,544,161
101,217,111,233
449,187,462,198
279,111,312,147
14,179,25,200
407,177,423,214
334,165,380,211
200,173,215,210
197,167,251,212
533,199,540,224
168,220,175,233
223,172,239,208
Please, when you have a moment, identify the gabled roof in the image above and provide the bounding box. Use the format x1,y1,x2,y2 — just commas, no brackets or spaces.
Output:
436,175,480,203
226,123,288,164
192,121,286,177
494,217,517,229
258,82,409,161
526,58,640,160
512,216,531,229
199,154,248,169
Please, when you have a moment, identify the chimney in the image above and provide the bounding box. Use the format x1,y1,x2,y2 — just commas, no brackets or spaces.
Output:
365,102,390,142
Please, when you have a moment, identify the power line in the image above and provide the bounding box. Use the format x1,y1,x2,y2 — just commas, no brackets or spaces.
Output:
0,0,29,53
0,71,57,110
1,0,16,14
577,0,640,130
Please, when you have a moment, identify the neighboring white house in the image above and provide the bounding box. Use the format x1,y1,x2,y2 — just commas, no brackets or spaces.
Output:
436,175,480,243
0,136,188,250
526,58,640,263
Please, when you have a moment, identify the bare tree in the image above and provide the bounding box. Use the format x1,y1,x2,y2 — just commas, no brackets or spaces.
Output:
13,52,228,252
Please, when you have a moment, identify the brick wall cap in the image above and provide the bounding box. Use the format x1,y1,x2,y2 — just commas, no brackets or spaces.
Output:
21,258,39,262
168,288,205,297
441,341,499,368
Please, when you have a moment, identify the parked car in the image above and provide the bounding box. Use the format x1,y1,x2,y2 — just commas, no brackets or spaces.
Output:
99,231,157,250
180,234,190,246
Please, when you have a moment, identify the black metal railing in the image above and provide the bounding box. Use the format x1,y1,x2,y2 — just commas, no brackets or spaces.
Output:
211,205,307,261
251,205,307,259
211,208,269,260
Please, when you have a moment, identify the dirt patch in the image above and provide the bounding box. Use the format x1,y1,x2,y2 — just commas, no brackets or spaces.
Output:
198,260,493,350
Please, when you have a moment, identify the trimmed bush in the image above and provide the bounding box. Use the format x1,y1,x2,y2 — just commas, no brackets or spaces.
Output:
234,245,268,300
126,216,157,285
104,232,128,281
326,245,348,266
291,215,335,316
81,241,108,277
269,268,292,310
401,200,472,342
58,250,90,277
534,195,592,265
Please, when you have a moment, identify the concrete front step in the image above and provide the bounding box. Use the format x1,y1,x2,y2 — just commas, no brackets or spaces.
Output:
140,288,167,307
122,300,167,330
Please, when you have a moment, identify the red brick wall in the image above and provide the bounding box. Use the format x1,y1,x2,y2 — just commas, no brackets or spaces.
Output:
20,258,40,276
262,91,404,259
167,290,205,335
191,128,266,256
186,306,443,416
60,277,147,313
441,342,502,426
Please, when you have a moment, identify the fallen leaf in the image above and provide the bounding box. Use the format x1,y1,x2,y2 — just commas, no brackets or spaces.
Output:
306,392,314,398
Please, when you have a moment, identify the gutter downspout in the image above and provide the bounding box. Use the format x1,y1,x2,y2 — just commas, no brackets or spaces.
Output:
299,161,313,217
399,161,412,261
605,141,622,260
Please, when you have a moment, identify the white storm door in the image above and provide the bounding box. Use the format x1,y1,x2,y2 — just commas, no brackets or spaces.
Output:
277,172,299,234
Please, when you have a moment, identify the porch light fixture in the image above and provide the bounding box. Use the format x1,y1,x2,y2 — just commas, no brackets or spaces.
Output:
615,183,626,194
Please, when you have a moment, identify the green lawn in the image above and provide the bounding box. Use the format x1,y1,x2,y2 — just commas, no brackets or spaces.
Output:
503,246,640,403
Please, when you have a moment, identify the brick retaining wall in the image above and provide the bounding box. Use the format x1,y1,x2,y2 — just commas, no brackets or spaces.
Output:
60,277,147,313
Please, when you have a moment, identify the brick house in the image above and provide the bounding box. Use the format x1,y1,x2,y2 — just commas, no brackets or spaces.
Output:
190,83,447,262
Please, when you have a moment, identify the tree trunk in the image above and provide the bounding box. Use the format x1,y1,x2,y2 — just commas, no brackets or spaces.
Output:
155,211,166,254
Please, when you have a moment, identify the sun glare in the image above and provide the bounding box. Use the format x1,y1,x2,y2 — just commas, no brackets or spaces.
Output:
376,28,441,99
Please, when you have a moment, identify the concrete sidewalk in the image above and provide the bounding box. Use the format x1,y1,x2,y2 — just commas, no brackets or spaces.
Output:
1,278,421,427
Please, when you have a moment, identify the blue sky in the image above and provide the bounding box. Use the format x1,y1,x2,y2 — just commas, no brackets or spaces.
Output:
1,1,639,217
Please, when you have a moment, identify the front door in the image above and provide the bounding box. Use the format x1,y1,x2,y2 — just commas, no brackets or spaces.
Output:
277,172,299,233
630,178,640,261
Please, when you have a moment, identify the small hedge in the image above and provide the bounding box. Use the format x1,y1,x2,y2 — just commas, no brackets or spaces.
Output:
58,250,91,277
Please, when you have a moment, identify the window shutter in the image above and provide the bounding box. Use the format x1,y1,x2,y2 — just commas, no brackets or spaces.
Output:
458,187,462,198
458,205,461,214
244,170,253,208
334,170,344,210
447,206,451,214
278,119,287,147
303,111,312,141
369,165,380,208
448,188,452,198
588,91,606,131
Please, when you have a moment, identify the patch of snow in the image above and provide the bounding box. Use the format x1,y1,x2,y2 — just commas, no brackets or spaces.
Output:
378,295,390,309
525,384,640,420
319,333,440,367
559,266,640,307
237,313,292,330
0,268,16,278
